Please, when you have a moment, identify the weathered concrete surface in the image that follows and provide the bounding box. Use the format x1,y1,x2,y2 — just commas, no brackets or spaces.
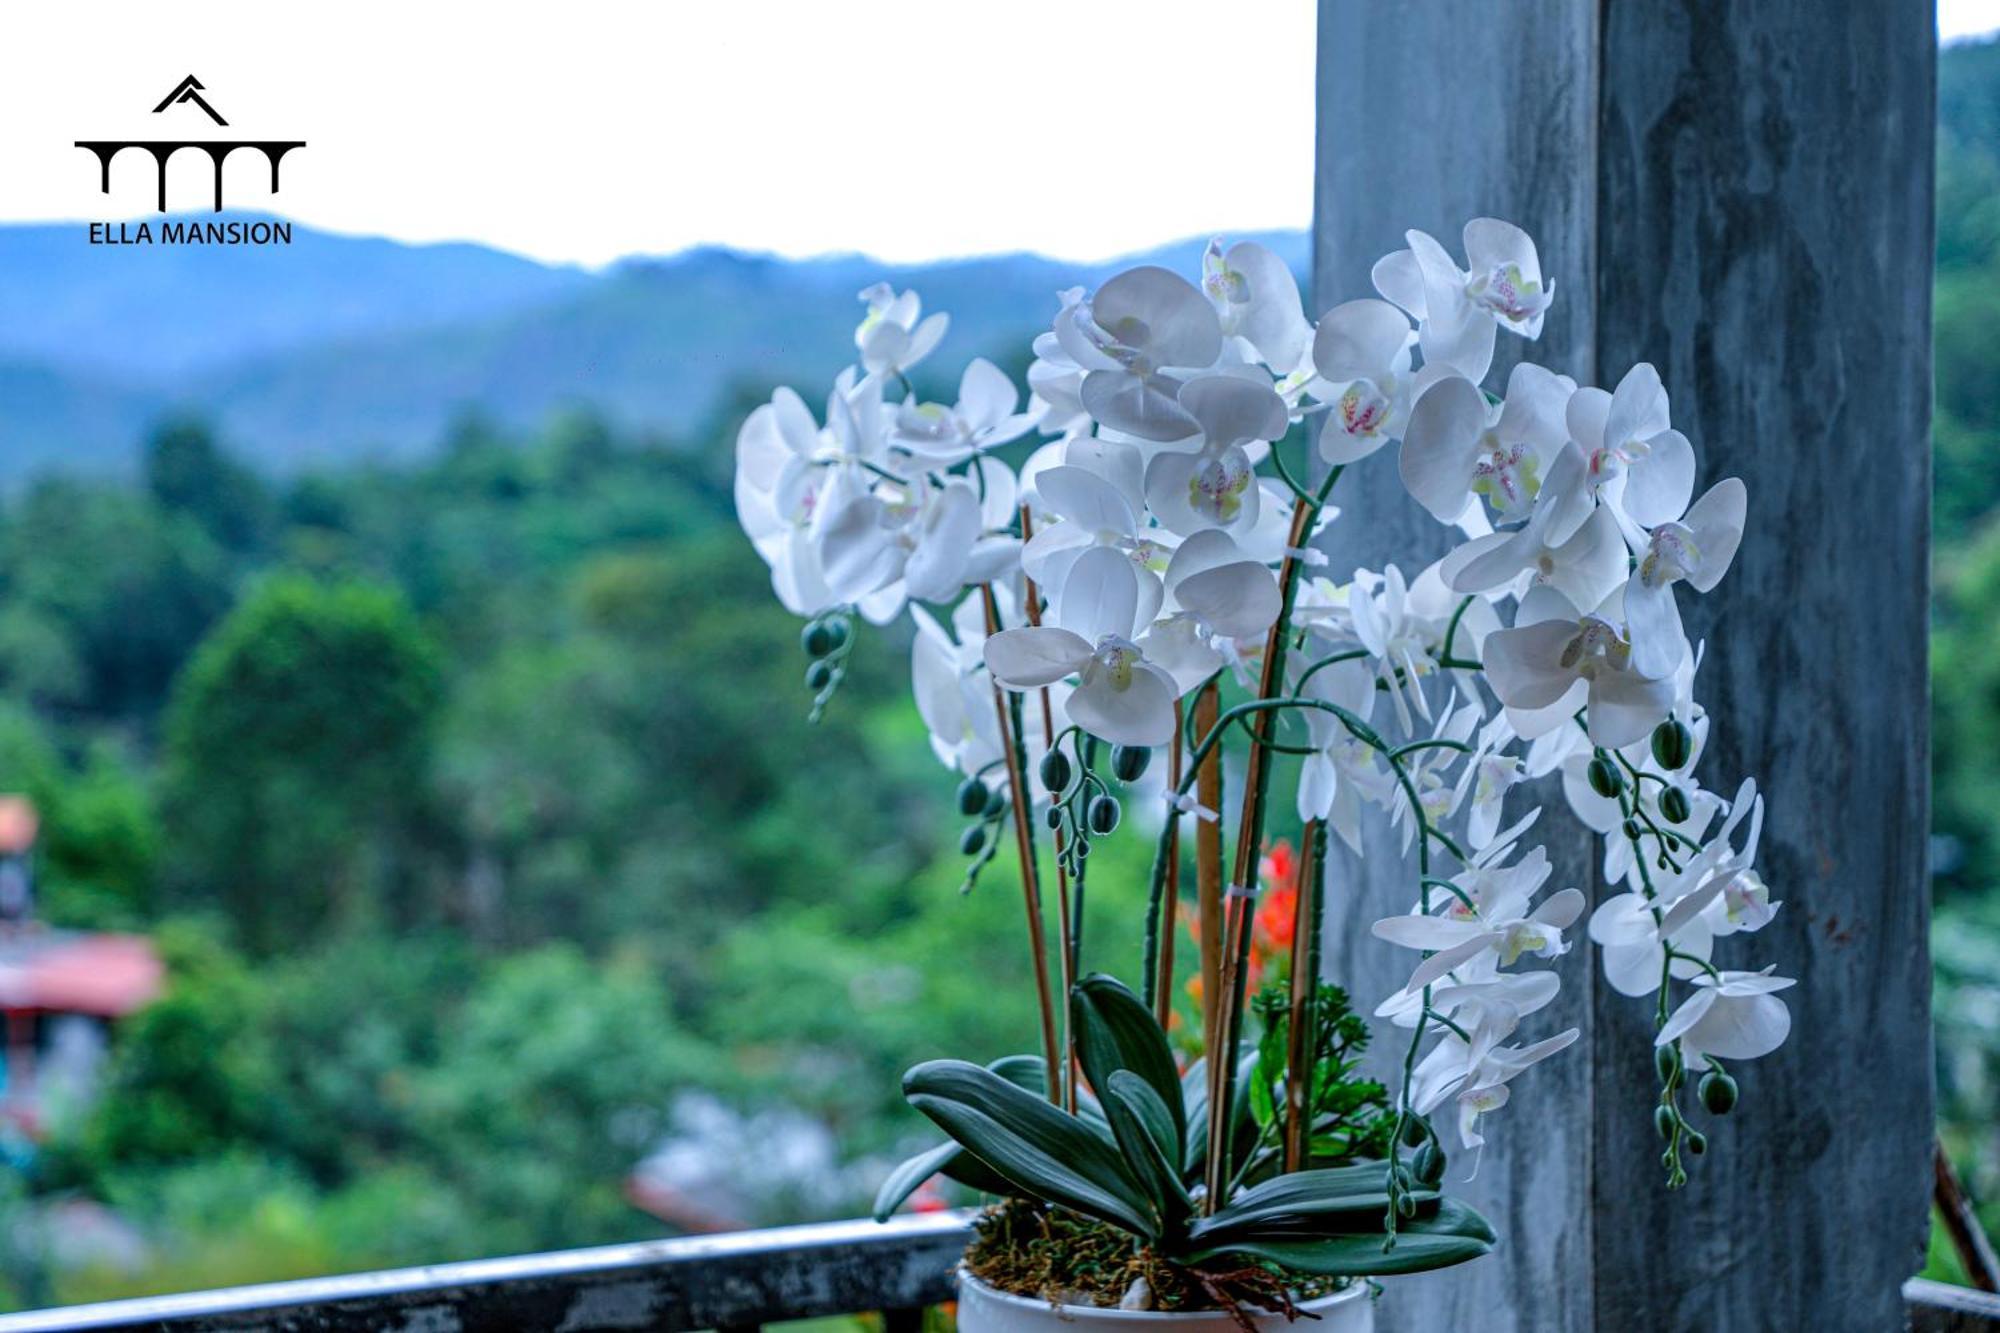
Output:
1313,2,1935,1329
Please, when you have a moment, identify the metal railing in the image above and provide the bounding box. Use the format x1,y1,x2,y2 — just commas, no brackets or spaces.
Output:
0,1213,973,1332
0,1215,1994,1331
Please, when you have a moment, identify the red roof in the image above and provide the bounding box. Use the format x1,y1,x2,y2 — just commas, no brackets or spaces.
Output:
0,932,162,1017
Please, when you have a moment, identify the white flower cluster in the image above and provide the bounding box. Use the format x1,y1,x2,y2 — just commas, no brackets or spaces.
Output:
735,220,1789,1180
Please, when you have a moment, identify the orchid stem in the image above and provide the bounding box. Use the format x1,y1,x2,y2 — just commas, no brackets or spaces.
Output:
980,583,1061,1104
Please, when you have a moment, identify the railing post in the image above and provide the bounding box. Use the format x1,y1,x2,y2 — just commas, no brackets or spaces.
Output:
1314,2,1937,1328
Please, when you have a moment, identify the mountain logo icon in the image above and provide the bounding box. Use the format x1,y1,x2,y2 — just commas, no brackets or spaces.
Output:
75,75,304,216
152,75,227,127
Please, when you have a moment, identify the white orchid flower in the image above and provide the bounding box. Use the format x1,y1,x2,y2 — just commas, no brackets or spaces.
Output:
1482,586,1677,748
1442,499,1629,615
911,603,1004,777
1621,477,1747,680
1409,1002,1578,1156
735,385,843,616
1584,800,1760,996
1020,455,1171,618
1137,530,1284,693
818,473,983,606
1142,375,1290,538
1656,967,1795,1065
1564,363,1696,531
856,283,948,377
1374,219,1553,385
1347,565,1440,734
1375,962,1561,1032
1453,714,1525,851
1311,299,1419,464
1025,289,1093,436
1373,844,1585,993
1386,700,1482,850
1646,778,1779,941
983,546,1182,746
891,358,1037,464
1294,658,1394,852
1201,239,1312,377
1060,267,1224,442
1399,361,1576,526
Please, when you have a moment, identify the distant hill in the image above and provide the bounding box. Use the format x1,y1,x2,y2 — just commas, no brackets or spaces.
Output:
0,216,590,380
0,223,1306,474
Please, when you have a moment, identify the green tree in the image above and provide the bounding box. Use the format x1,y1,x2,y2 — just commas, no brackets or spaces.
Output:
56,921,279,1174
143,418,272,556
0,480,232,719
162,575,443,947
404,945,705,1252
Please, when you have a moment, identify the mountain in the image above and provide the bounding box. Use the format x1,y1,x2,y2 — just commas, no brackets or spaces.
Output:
0,215,590,381
198,233,1310,467
0,223,1307,474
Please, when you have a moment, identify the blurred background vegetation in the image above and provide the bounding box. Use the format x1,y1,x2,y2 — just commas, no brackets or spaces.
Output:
0,34,1989,1311
1926,32,2000,1290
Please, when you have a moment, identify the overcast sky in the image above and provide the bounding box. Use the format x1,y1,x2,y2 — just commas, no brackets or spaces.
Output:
2,2,1993,269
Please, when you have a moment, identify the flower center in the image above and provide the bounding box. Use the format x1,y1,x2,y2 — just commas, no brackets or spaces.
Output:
1129,537,1173,572
1088,636,1142,691
1466,263,1547,325
1188,447,1253,523
1471,439,1540,519
1559,615,1634,678
1337,380,1392,437
1639,521,1701,589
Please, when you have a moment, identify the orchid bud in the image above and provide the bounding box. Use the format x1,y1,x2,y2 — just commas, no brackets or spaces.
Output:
1088,795,1122,835
1660,787,1691,824
1111,745,1151,783
1655,1044,1681,1084
1400,1116,1430,1149
1699,1070,1738,1115
1395,1192,1418,1219
1653,1105,1677,1140
1040,751,1071,794
1685,1130,1708,1156
957,778,991,816
959,825,987,856
982,786,1007,818
802,621,835,658
1414,1139,1445,1186
805,660,834,691
1045,807,1063,831
1621,818,1643,842
1586,756,1623,800
1652,718,1692,771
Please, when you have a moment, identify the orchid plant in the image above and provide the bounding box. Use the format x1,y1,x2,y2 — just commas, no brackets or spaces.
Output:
735,220,1789,1295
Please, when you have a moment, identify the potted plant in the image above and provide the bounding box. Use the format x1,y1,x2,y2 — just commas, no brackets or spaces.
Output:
735,221,1791,1330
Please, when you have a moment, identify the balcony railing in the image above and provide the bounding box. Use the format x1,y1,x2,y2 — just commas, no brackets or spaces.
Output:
0,1213,972,1332
0,1215,1994,1332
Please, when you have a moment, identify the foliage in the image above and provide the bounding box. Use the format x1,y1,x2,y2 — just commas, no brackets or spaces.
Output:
890,975,1493,1288
1246,983,1394,1172
161,575,444,948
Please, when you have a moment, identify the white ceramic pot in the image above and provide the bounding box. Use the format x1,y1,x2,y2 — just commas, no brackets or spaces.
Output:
954,1268,1374,1333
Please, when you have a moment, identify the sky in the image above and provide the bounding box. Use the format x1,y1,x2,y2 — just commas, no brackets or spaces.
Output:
0,2,1993,271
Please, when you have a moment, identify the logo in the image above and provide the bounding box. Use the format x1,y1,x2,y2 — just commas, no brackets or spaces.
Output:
153,75,228,126
77,75,305,246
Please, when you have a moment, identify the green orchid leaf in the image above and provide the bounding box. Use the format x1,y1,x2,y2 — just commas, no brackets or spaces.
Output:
1181,1055,1209,1177
1071,974,1186,1153
1187,1198,1497,1276
1190,1164,1436,1244
1106,1068,1193,1225
871,1140,959,1221
903,1059,1160,1240
871,1053,1048,1220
